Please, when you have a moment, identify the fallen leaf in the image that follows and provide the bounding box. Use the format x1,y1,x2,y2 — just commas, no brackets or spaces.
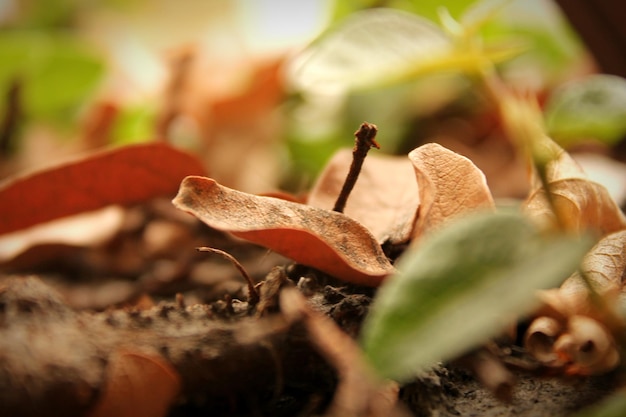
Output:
87,350,181,417
0,206,124,263
574,153,626,209
562,230,626,307
308,149,419,244
408,143,495,241
361,211,593,382
184,54,286,193
523,138,626,235
0,143,206,235
172,176,395,286
525,179,626,236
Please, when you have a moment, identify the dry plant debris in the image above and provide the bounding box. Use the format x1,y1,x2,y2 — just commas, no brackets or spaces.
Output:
408,142,495,242
172,176,395,286
308,149,418,245
524,144,626,235
0,142,206,235
0,124,625,417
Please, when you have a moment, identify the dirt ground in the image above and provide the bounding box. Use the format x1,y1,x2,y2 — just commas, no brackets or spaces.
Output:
1,193,623,417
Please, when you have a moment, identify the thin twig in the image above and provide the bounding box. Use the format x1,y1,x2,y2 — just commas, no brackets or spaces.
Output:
333,122,380,213
197,247,260,305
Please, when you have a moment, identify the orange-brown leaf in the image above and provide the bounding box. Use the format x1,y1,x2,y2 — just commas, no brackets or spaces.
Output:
173,176,395,286
0,143,206,235
408,143,495,240
308,149,419,244
87,350,181,417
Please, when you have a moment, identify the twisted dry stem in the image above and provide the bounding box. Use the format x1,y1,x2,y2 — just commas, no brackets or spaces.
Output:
333,122,380,213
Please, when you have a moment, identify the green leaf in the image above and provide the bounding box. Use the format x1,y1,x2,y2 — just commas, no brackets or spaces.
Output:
0,31,105,123
361,211,594,382
111,105,157,145
288,7,523,94
545,75,626,145
572,390,626,417
458,0,512,36
287,8,452,93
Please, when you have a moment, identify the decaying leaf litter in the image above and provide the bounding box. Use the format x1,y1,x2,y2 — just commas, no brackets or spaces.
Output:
2,2,626,417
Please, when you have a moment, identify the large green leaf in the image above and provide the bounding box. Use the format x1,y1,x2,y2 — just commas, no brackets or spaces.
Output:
288,6,523,94
545,75,626,145
361,211,593,382
287,8,452,93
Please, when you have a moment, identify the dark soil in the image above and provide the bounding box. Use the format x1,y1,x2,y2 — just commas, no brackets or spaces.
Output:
0,199,620,417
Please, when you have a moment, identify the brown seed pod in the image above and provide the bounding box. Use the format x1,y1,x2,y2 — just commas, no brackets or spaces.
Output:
524,230,626,375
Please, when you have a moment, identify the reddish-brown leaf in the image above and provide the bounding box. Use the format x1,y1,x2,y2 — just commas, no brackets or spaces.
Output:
87,350,181,417
0,143,206,235
172,176,395,286
308,149,419,245
409,143,495,241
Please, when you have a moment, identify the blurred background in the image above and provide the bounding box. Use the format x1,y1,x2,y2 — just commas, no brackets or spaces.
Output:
0,0,623,198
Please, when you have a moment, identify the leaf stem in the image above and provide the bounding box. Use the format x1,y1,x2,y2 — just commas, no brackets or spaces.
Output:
333,122,380,213
196,247,260,305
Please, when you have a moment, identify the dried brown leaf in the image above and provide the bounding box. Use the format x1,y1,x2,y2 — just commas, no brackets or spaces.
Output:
525,179,626,236
87,350,181,417
524,145,626,235
308,149,419,244
0,143,206,236
575,153,626,207
408,143,495,240
173,176,395,286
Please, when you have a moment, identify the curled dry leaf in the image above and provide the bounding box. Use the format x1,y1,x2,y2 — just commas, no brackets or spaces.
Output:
173,176,395,286
525,179,626,236
574,153,626,208
408,143,495,241
524,143,626,235
525,230,626,374
308,149,419,244
87,350,181,417
0,143,206,236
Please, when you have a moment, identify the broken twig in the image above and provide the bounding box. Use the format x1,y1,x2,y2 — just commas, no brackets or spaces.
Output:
333,122,380,213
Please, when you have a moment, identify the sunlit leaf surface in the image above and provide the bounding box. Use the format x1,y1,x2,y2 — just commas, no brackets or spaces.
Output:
361,211,593,382
288,8,452,93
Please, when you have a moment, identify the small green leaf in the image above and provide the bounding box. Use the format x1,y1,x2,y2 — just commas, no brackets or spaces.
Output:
361,211,593,382
111,105,157,145
545,74,626,145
